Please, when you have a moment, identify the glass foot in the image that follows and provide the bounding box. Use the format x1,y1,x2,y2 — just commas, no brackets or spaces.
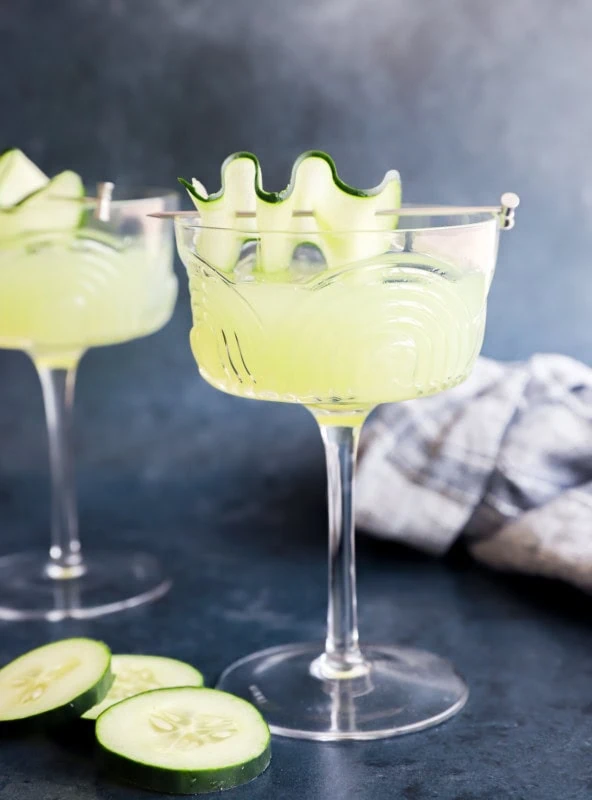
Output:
217,643,468,741
0,549,171,621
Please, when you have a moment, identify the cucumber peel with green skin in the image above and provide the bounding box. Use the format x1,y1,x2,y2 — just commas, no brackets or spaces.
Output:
0,149,84,243
0,638,113,733
83,654,204,721
179,150,401,272
0,149,48,207
96,687,271,795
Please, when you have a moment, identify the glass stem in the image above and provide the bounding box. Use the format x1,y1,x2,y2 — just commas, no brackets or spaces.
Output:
316,424,368,679
37,364,85,580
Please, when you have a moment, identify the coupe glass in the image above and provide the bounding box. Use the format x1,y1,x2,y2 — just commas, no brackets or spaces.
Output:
0,188,178,620
176,204,510,740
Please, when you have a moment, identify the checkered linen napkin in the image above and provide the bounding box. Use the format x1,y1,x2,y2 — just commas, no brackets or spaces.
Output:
356,355,592,592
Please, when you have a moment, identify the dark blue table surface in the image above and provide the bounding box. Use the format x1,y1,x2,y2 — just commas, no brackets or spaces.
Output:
0,285,591,800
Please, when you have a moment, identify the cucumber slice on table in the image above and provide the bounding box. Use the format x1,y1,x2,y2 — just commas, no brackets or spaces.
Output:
96,687,271,795
83,655,204,721
0,638,112,732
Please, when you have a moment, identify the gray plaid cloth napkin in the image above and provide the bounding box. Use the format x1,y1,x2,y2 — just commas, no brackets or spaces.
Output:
356,355,592,593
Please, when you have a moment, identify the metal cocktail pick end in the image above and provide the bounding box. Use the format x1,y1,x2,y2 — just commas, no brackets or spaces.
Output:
95,181,115,222
500,192,520,230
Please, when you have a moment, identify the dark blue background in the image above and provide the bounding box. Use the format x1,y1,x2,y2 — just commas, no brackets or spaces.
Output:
1,2,591,799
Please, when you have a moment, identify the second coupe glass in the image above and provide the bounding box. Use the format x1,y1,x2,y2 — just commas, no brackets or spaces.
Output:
0,188,178,620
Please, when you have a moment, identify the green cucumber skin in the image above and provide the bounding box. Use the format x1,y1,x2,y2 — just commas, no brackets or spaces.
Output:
0,640,113,734
98,741,271,795
179,150,400,205
0,666,113,735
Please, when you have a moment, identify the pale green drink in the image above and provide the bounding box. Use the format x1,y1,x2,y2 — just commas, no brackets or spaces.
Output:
183,248,488,424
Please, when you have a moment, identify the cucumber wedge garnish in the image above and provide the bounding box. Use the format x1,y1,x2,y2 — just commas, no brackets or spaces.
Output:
180,150,401,273
96,687,271,795
0,168,84,242
0,148,48,207
83,655,204,721
0,638,112,732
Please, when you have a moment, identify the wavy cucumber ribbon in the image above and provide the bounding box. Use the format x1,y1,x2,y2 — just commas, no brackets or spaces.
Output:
180,151,401,272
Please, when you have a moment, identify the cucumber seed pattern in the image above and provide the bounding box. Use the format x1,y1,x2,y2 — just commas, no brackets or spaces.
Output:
108,666,163,702
149,709,238,750
11,658,80,704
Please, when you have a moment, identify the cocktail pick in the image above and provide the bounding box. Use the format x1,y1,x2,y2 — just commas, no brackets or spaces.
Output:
147,193,520,230
94,181,115,222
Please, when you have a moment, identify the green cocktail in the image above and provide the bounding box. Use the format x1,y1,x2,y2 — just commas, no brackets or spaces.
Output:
187,251,487,420
175,151,516,741
0,150,178,620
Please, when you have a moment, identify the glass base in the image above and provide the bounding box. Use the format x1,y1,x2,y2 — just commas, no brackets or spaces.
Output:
217,643,468,741
0,549,171,621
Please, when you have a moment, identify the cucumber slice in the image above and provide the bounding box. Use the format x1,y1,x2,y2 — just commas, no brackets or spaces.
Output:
96,687,271,795
180,150,401,273
0,168,84,242
83,655,204,721
0,148,48,207
0,638,112,732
